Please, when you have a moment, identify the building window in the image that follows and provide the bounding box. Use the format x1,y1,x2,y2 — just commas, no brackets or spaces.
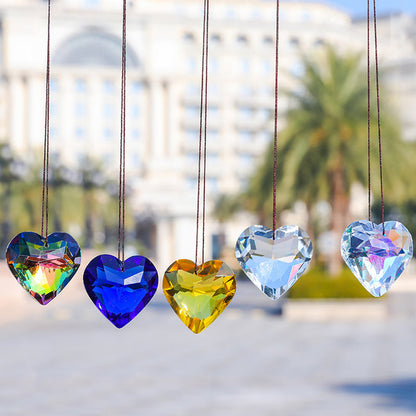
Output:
186,176,197,189
209,58,219,73
208,153,219,164
132,105,140,118
240,85,253,96
103,128,113,140
75,127,85,140
208,177,219,192
209,84,219,95
50,102,58,117
291,62,305,77
289,37,300,48
209,106,219,118
103,103,113,118
184,105,199,118
104,80,115,94
187,152,199,164
50,78,59,92
131,153,140,167
262,60,272,74
263,36,274,46
226,8,235,18
259,86,273,97
239,153,254,165
237,35,248,46
183,32,196,44
314,39,325,48
75,102,86,117
239,107,253,119
132,81,144,93
185,129,199,142
258,108,270,121
75,79,87,93
209,130,219,141
240,58,249,74
210,34,222,45
186,84,199,95
240,131,253,142
258,131,270,142
132,129,140,140
188,57,196,72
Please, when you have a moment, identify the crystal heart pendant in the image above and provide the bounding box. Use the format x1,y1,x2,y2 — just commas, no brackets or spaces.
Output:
6,231,81,305
163,259,236,334
84,255,158,328
235,225,313,300
341,220,413,297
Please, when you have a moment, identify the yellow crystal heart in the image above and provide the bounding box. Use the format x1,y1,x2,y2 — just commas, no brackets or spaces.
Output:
163,259,236,334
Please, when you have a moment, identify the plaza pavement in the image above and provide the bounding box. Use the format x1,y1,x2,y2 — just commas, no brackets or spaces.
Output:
0,254,416,416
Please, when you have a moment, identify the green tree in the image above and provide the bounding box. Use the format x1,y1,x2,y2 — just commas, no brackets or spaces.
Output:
0,144,27,255
226,47,416,275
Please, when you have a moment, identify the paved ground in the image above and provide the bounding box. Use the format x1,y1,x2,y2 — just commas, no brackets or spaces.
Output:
1,259,416,416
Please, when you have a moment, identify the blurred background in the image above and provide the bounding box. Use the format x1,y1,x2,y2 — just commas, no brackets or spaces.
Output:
1,0,416,415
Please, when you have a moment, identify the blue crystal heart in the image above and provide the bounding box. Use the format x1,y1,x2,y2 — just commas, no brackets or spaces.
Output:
341,220,413,297
83,255,158,328
235,225,313,300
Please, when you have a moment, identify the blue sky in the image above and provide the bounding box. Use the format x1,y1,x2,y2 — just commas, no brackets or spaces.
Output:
326,0,415,16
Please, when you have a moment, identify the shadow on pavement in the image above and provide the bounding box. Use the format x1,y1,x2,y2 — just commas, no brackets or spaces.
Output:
339,378,416,413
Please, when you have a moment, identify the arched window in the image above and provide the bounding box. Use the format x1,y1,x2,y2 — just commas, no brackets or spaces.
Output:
53,30,139,67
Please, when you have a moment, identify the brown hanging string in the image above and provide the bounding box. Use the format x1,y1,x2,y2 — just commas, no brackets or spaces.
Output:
272,0,280,238
367,0,371,222
195,0,210,269
41,0,51,242
367,0,385,233
118,0,127,269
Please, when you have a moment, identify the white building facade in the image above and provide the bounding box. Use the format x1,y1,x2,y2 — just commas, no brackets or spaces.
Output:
0,0,415,268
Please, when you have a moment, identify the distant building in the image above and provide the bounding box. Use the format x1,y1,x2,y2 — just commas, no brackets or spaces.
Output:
0,0,415,267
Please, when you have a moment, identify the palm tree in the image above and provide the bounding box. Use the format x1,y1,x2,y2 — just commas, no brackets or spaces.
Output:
226,47,416,275
77,157,107,248
0,144,27,256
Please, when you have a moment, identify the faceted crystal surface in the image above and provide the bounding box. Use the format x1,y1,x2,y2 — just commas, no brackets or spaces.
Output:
6,232,81,305
84,255,158,328
341,220,413,297
235,225,313,300
163,259,236,334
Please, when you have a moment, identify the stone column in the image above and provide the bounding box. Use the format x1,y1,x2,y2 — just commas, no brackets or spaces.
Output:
26,75,44,149
166,81,180,158
149,79,165,160
156,215,172,271
8,76,26,152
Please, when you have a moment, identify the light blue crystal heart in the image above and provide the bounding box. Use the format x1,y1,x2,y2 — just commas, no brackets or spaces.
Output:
235,225,313,300
341,220,413,297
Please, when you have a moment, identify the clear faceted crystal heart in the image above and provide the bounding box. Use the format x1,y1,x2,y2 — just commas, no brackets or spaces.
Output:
235,225,313,300
341,220,413,297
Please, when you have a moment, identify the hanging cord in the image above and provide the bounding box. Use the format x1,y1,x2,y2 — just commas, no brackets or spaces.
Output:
373,0,385,233
118,0,127,269
41,0,51,242
367,0,384,232
195,0,210,269
272,0,280,238
367,0,371,222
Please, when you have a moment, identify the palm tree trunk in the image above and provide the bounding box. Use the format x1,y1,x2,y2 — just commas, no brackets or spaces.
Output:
305,203,316,265
329,167,350,276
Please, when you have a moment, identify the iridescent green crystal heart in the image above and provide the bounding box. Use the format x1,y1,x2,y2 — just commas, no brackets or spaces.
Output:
6,232,81,305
